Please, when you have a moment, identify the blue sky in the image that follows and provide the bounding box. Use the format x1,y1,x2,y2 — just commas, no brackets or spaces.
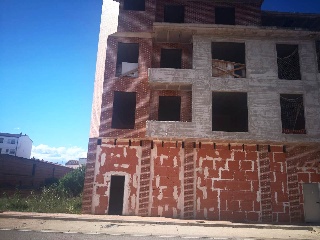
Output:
0,0,319,164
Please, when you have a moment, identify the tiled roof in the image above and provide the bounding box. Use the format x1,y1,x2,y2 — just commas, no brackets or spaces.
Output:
65,160,79,165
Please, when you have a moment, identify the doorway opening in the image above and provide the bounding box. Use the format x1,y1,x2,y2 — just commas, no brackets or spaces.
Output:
108,175,125,215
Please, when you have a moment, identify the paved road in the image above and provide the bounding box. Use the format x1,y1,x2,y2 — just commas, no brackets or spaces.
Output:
0,229,239,240
0,212,319,240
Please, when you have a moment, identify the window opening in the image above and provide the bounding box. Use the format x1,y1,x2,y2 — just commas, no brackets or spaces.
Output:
7,139,15,144
316,41,320,73
108,175,125,215
280,94,306,134
158,96,181,121
215,7,235,25
164,5,184,23
123,0,145,11
9,149,15,155
277,44,301,80
116,43,139,77
212,42,246,78
212,92,248,132
0,138,3,143
111,91,136,129
160,49,182,69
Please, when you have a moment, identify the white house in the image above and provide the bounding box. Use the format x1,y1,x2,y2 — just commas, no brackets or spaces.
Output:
65,160,80,169
0,133,33,159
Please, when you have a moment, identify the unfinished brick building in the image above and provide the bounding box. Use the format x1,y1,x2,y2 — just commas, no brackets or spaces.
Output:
83,0,320,223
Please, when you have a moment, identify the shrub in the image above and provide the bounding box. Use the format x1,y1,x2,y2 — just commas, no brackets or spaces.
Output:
57,165,86,197
0,166,86,214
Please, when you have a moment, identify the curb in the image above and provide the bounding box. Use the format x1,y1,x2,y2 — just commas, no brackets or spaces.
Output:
0,213,316,231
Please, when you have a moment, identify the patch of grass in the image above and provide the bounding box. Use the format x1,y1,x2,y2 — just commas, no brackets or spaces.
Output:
0,167,86,214
0,188,82,214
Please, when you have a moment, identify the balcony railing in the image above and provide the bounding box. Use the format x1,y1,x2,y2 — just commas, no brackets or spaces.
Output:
212,59,246,78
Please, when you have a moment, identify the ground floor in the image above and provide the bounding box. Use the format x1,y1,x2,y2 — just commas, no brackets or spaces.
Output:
82,138,320,223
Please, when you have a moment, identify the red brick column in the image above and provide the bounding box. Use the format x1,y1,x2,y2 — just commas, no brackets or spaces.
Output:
138,140,152,216
82,138,99,214
183,142,195,219
286,146,306,223
258,145,272,222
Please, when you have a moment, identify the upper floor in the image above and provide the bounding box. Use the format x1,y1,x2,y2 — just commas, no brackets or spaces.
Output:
113,0,320,32
98,0,320,144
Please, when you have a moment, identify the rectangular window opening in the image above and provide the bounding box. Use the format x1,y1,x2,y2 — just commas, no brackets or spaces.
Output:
116,43,139,77
9,149,15,155
316,41,320,73
280,94,306,134
164,5,184,23
277,44,301,80
212,92,248,132
215,7,235,25
124,0,145,11
158,96,181,121
212,42,246,78
111,91,136,129
0,138,3,143
160,49,182,69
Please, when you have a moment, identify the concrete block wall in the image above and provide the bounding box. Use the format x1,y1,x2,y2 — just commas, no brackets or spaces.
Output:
86,139,320,223
148,36,320,144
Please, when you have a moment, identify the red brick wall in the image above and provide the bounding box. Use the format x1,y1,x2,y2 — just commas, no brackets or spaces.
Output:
117,0,156,32
196,143,260,222
149,90,192,122
0,154,72,190
116,0,262,33
155,0,262,26
100,36,152,138
91,139,142,215
82,138,98,214
152,42,193,69
286,145,320,223
85,140,320,223
151,141,183,218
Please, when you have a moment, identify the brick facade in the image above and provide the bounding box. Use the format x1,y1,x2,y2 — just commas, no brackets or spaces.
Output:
83,0,320,223
87,140,320,223
155,0,261,25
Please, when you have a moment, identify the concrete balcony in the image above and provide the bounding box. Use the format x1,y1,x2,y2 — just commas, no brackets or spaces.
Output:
146,121,195,138
148,68,195,90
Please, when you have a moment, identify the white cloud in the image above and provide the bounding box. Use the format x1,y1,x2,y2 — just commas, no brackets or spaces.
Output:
31,144,87,165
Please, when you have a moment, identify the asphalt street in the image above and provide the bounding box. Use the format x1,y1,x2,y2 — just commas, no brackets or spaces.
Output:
0,212,319,240
0,229,313,240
